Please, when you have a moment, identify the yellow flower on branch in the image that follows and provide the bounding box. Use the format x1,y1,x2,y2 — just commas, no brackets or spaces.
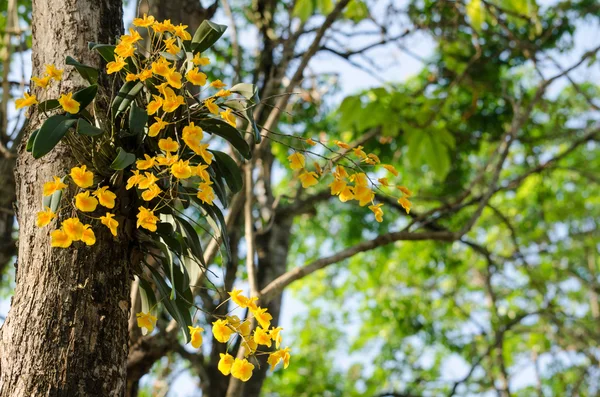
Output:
397,197,412,214
253,326,272,347
210,79,226,89
251,307,272,329
58,92,80,114
136,311,157,334
45,64,63,81
397,185,413,197
218,353,234,376
231,358,254,382
228,288,249,308
126,170,143,190
138,69,152,81
141,183,161,201
188,326,204,348
136,154,156,170
62,217,84,241
287,152,305,171
334,140,350,149
182,122,203,147
368,203,384,222
31,75,51,88
191,143,213,165
163,37,180,55
100,213,119,236
382,164,399,176
70,165,94,188
121,27,142,44
138,172,159,190
173,24,191,40
106,56,127,74
270,327,283,349
151,58,171,76
195,164,210,182
147,95,163,115
148,117,168,137
36,207,56,227
125,73,138,82
115,42,135,58
155,154,178,167
267,347,291,370
192,53,210,66
204,98,219,115
186,69,207,86
158,137,179,153
51,229,72,248
136,206,159,231
220,108,236,126
81,225,96,246
216,89,231,98
161,87,185,113
166,69,183,89
15,92,38,109
298,171,318,188
132,13,155,28
305,138,317,146
75,191,99,212
197,181,215,205
93,186,116,209
43,176,67,196
171,159,192,179
212,319,234,343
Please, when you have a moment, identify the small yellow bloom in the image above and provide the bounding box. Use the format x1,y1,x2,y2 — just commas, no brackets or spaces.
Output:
70,165,94,188
353,145,367,159
93,186,116,209
270,327,283,349
397,197,412,214
195,164,210,182
397,185,413,197
155,154,178,167
121,27,142,44
329,179,347,196
136,311,157,334
138,69,153,81
136,154,156,170
138,172,159,190
216,89,231,98
334,165,348,179
298,171,318,188
151,58,171,76
158,137,179,153
197,182,215,205
126,170,143,190
81,225,96,246
334,140,350,149
287,152,305,171
189,143,213,165
339,185,354,202
253,326,272,347
368,203,384,222
163,37,180,55
173,24,191,40
51,229,72,248
353,185,374,207
62,217,84,241
267,347,291,370
306,138,317,146
43,176,67,196
171,159,192,179
161,88,185,113
31,75,51,88
212,319,234,343
58,92,80,114
147,95,163,115
100,213,119,236
182,122,203,147
186,69,207,86
166,69,183,89
228,288,249,308
15,92,38,109
382,164,399,176
231,358,254,382
192,53,210,66
218,353,234,376
251,307,272,329
210,79,226,89
45,64,63,81
132,13,155,28
365,153,380,164
241,337,257,357
204,98,219,115
125,73,138,82
378,178,390,187
188,326,204,348
141,183,162,201
220,108,236,127
36,207,56,227
106,56,127,74
137,206,159,232
115,42,135,58
75,191,99,212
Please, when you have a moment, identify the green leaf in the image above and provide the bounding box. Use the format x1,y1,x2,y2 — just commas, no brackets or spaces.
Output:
148,266,192,343
191,20,227,53
210,150,243,193
38,99,60,112
32,115,77,159
223,99,261,143
76,119,103,136
317,0,334,14
137,277,157,316
110,147,136,170
111,81,144,118
72,84,98,111
344,0,369,22
42,176,64,213
230,83,258,101
466,0,485,30
26,129,39,152
197,118,251,159
293,0,314,21
65,56,98,84
89,42,116,62
172,214,206,268
128,101,148,136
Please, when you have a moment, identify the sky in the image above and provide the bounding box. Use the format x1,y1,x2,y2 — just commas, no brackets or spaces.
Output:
1,0,598,395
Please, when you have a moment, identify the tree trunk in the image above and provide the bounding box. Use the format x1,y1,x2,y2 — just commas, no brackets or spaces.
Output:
0,155,16,275
0,1,129,396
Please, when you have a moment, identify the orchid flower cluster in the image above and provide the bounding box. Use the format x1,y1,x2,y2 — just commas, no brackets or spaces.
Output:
287,140,412,221
137,288,290,381
17,16,286,370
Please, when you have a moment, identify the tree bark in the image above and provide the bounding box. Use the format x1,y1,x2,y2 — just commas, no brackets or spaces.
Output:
0,155,16,276
0,1,129,396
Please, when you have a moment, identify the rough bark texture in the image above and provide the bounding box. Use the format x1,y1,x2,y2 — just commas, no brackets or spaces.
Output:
0,155,16,275
0,1,129,396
